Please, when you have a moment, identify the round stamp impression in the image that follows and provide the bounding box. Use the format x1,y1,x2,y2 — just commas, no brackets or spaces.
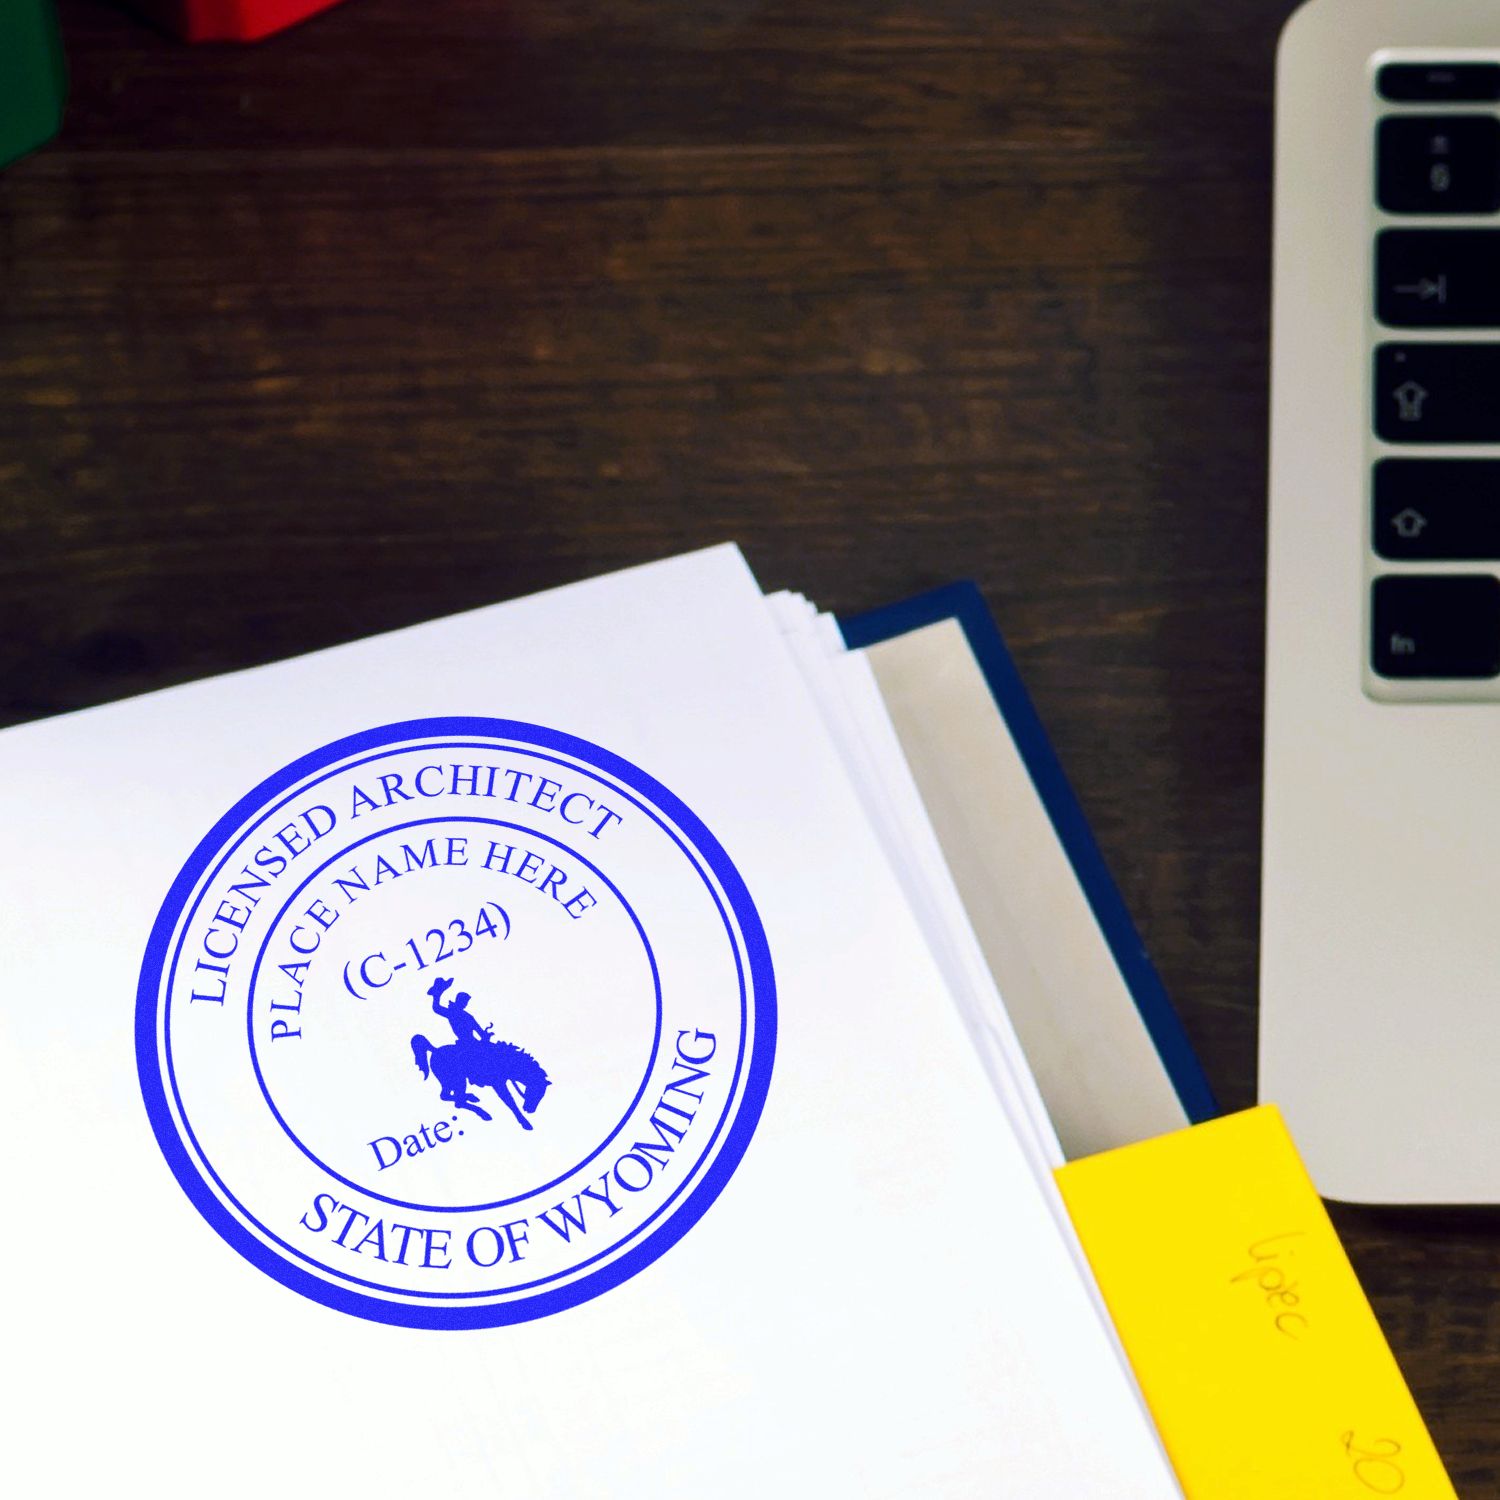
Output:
137,718,775,1329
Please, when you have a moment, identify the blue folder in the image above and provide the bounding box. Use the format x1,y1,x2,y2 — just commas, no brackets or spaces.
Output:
841,581,1217,1128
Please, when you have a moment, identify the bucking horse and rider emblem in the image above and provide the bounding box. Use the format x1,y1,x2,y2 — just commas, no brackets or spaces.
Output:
411,976,551,1130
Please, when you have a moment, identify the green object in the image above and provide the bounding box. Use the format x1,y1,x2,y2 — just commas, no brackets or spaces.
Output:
0,0,67,168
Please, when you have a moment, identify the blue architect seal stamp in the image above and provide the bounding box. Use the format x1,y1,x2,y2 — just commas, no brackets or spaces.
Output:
136,718,776,1329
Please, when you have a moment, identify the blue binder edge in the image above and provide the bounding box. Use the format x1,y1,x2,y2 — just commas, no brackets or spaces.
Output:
839,581,1219,1124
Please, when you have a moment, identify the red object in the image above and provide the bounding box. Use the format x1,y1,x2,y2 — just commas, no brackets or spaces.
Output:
130,0,348,42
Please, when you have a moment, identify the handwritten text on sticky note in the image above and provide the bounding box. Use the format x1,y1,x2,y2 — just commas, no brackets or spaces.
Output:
1055,1106,1454,1499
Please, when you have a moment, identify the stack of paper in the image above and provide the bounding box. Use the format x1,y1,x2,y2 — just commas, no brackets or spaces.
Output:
0,545,1182,1496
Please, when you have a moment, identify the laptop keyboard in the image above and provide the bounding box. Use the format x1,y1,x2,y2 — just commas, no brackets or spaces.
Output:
1371,61,1500,687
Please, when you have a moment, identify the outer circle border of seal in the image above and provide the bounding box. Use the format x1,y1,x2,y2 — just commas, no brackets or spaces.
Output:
135,717,777,1331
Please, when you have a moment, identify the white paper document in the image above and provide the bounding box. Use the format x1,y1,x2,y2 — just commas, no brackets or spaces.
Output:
0,545,1179,1497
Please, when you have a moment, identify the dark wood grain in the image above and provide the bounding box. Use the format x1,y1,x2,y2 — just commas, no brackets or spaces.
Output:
4,0,1494,1485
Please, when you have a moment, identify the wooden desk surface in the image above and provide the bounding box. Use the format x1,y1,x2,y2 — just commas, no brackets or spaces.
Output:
4,0,1495,1484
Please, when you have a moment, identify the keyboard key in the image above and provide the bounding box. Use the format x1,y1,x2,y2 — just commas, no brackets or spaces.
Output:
1377,230,1500,327
1378,63,1500,104
1372,575,1500,679
1374,344,1500,442
1375,460,1500,559
1377,116,1500,214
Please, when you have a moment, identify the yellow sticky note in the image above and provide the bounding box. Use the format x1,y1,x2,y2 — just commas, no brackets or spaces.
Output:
1055,1106,1454,1498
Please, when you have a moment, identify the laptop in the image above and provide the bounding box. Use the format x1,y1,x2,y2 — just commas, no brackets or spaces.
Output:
1263,0,1500,1202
